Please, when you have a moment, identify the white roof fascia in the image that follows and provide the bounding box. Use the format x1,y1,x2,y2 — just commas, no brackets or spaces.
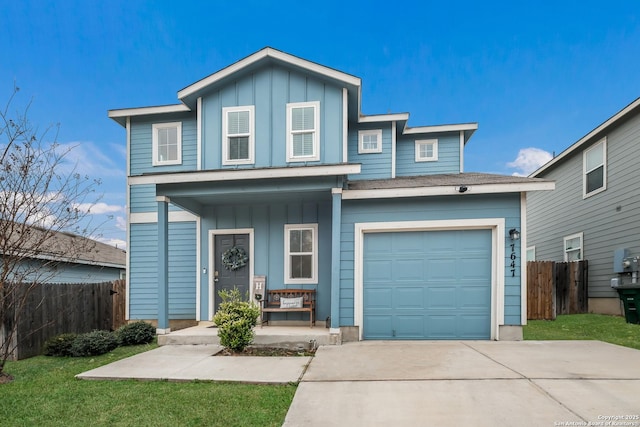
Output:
532,97,640,177
342,181,555,200
108,104,191,118
359,113,410,123
403,123,478,135
178,47,361,100
129,164,362,186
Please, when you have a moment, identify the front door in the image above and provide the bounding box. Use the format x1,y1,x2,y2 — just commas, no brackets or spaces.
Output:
214,233,250,313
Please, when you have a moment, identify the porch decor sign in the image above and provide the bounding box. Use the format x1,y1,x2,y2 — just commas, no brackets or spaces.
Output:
221,246,249,271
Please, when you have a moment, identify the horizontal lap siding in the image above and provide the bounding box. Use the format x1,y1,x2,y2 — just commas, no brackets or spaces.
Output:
341,194,522,326
528,112,640,298
129,222,197,320
396,133,461,176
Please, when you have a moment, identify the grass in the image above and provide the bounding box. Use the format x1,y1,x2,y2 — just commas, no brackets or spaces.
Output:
0,343,296,427
524,314,640,350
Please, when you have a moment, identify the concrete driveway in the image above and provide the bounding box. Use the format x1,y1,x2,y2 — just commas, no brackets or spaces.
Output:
284,341,640,426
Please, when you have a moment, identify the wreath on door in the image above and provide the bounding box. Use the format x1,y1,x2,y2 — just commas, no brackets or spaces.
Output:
221,246,249,271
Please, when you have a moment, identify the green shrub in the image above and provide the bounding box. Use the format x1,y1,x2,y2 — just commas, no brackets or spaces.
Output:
212,288,261,352
43,333,78,357
70,330,119,357
116,321,156,346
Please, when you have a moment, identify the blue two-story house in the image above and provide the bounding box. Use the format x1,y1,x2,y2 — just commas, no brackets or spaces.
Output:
109,47,553,341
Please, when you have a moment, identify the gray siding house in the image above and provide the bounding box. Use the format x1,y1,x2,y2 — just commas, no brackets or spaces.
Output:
527,97,640,315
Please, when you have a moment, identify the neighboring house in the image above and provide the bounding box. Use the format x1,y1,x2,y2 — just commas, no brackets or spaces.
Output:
109,47,552,340
527,97,640,316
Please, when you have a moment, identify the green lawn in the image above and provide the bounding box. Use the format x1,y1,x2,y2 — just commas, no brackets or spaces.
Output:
0,343,296,427
524,314,640,350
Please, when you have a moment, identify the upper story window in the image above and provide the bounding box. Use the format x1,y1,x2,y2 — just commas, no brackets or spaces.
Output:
583,138,606,197
152,122,182,166
284,223,318,284
564,232,583,261
415,139,438,162
222,106,254,165
358,129,383,154
286,101,320,162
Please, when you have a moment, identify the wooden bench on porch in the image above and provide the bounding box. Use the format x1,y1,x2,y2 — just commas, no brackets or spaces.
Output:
260,289,316,328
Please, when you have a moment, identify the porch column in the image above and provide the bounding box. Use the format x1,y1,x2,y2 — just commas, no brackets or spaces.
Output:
330,188,342,332
156,196,170,334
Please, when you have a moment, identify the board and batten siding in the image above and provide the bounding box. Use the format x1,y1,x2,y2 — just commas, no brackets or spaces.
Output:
528,111,640,298
395,132,461,176
340,194,522,327
129,113,197,176
347,124,393,180
129,221,197,320
200,65,344,170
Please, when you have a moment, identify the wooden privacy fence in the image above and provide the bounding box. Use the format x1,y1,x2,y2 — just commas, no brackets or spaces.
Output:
527,260,588,320
2,280,127,360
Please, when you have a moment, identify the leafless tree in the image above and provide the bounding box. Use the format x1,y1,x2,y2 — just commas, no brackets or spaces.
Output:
0,86,100,377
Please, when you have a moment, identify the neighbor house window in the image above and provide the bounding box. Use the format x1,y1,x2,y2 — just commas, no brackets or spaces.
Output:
222,106,254,165
415,139,438,162
583,138,606,197
284,224,318,284
152,122,182,166
526,246,536,262
358,129,383,153
563,233,583,261
286,101,320,162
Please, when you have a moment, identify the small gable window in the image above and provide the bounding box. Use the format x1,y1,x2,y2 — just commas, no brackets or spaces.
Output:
358,129,383,153
583,138,606,197
152,122,182,166
415,139,438,162
222,106,254,165
287,101,320,162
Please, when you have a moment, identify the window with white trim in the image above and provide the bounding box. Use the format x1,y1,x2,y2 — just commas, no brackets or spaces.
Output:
358,129,382,153
415,139,438,162
284,224,318,284
286,101,320,162
222,106,254,165
526,246,536,262
152,122,182,166
583,138,606,197
563,233,583,261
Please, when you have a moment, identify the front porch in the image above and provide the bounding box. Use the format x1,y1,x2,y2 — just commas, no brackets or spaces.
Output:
157,322,339,348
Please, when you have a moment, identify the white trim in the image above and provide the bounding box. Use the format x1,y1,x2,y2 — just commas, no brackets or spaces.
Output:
156,196,170,203
222,105,255,165
358,129,383,154
195,217,201,321
582,137,607,198
415,139,438,162
342,88,348,163
178,47,361,100
128,164,361,185
196,97,202,170
459,130,465,173
286,101,320,162
343,181,556,200
208,228,255,320
563,232,584,262
359,113,409,123
284,223,319,285
391,121,396,178
403,123,478,135
130,211,199,224
520,193,527,325
532,97,640,177
152,122,182,166
353,218,505,341
108,104,191,118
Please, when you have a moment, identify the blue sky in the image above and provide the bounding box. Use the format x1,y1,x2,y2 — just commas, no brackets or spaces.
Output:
2,1,639,248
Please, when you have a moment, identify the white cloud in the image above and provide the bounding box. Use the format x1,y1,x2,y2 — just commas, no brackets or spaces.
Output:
96,236,127,250
115,216,126,231
56,141,126,179
73,202,124,215
507,148,553,176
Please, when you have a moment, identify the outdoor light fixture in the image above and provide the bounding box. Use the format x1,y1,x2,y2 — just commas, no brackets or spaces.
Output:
509,228,521,241
458,185,468,193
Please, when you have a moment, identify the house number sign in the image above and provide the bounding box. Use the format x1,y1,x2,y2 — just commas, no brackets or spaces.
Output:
510,243,517,277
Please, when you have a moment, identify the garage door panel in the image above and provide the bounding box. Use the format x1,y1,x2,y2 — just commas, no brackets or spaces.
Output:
363,229,492,340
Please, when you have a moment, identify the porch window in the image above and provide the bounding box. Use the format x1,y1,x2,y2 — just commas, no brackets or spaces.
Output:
152,122,182,166
358,129,382,153
583,138,606,197
415,139,438,162
222,106,254,165
286,101,320,162
284,224,318,284
563,232,583,261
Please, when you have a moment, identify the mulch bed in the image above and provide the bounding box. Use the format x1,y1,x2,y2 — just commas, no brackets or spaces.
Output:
0,372,14,384
215,346,316,357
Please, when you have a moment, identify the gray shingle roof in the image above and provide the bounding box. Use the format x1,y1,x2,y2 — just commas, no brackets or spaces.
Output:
347,172,552,190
